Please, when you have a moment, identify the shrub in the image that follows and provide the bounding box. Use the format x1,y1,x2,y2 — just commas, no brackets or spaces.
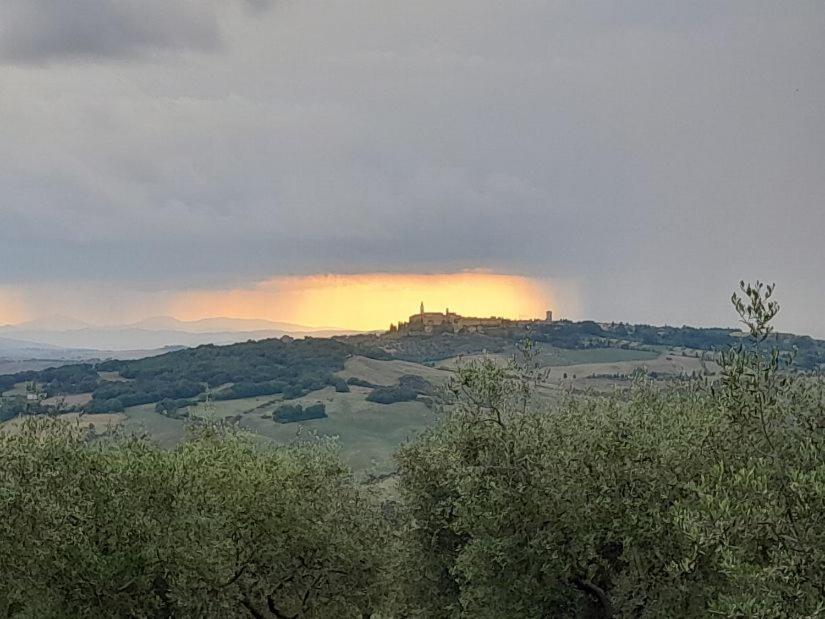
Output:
366,386,418,405
398,374,435,395
330,376,351,393
273,402,327,423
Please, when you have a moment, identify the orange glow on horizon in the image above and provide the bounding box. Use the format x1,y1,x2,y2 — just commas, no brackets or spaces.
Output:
0,288,27,325
167,272,559,331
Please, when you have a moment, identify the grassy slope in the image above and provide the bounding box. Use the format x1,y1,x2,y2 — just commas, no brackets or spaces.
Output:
119,385,439,474
336,356,452,385
239,387,438,473
534,346,661,366
3,349,717,474
437,344,661,370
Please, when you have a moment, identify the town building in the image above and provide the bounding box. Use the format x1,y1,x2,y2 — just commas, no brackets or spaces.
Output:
391,303,554,335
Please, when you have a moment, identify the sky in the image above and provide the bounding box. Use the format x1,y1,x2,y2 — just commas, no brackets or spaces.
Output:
0,1,823,334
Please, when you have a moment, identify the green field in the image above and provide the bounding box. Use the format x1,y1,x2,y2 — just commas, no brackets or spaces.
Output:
4,350,709,474
533,345,661,366
118,386,439,474
438,344,661,370
1,356,448,475
112,351,668,473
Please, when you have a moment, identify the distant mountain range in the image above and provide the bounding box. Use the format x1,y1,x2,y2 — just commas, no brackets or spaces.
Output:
0,315,360,359
0,336,64,352
126,316,345,334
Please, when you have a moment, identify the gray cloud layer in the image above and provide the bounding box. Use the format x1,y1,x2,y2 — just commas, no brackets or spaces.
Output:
0,1,823,333
0,0,225,62
0,0,274,63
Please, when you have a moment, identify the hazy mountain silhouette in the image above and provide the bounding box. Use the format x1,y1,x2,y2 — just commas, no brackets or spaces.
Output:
0,315,359,352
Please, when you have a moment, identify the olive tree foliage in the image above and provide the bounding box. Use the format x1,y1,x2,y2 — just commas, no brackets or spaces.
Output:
0,421,389,618
677,281,825,616
395,283,825,618
395,347,720,617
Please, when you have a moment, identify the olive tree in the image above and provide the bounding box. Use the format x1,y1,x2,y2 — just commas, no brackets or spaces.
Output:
672,282,825,616
395,283,825,618
0,421,389,618
395,357,720,617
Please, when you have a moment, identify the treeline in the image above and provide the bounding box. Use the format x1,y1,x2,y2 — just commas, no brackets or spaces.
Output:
0,364,98,397
343,332,508,364
1,284,822,616
0,397,46,423
546,321,738,350
342,316,825,369
511,320,825,369
2,338,355,414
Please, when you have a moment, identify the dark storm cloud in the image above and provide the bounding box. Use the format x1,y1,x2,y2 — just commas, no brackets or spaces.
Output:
0,0,264,63
1,0,824,334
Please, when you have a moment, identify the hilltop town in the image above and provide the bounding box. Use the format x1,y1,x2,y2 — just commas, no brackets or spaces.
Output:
389,303,554,335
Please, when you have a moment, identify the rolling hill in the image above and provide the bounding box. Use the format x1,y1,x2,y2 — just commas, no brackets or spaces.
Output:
3,319,824,472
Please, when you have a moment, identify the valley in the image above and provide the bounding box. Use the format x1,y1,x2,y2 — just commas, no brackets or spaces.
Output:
0,329,730,473
2,315,821,474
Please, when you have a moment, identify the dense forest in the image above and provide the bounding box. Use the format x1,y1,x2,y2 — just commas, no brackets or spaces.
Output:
0,283,823,616
1,338,359,414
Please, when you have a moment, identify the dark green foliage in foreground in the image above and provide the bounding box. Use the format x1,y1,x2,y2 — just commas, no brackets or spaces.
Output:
366,385,419,405
394,283,825,617
0,423,387,618
273,402,327,423
1,283,824,617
